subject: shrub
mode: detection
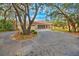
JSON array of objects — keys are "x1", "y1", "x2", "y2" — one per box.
[
  {"x1": 0, "y1": 19, "x2": 14, "y2": 32},
  {"x1": 4, "y1": 20, "x2": 14, "y2": 31},
  {"x1": 31, "y1": 30, "x2": 37, "y2": 34}
]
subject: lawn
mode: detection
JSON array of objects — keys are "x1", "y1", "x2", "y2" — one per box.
[
  {"x1": 52, "y1": 26, "x2": 69, "y2": 32},
  {"x1": 52, "y1": 26, "x2": 79, "y2": 36}
]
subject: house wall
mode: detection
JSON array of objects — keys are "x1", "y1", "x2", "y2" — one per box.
[
  {"x1": 16, "y1": 22, "x2": 52, "y2": 32},
  {"x1": 31, "y1": 25, "x2": 38, "y2": 30},
  {"x1": 35, "y1": 24, "x2": 51, "y2": 29}
]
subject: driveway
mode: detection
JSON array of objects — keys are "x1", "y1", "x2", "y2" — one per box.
[{"x1": 0, "y1": 31, "x2": 79, "y2": 56}]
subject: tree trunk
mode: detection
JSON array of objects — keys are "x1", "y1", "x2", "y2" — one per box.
[
  {"x1": 26, "y1": 24, "x2": 31, "y2": 35},
  {"x1": 15, "y1": 13, "x2": 18, "y2": 30},
  {"x1": 21, "y1": 25, "x2": 27, "y2": 35},
  {"x1": 12, "y1": 4, "x2": 27, "y2": 35},
  {"x1": 23, "y1": 13, "x2": 27, "y2": 32},
  {"x1": 3, "y1": 12, "x2": 6, "y2": 23},
  {"x1": 62, "y1": 26, "x2": 65, "y2": 29},
  {"x1": 68, "y1": 21, "x2": 71, "y2": 32},
  {"x1": 71, "y1": 22, "x2": 76, "y2": 32}
]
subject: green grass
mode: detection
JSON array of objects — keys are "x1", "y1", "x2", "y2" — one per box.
[{"x1": 52, "y1": 27, "x2": 69, "y2": 32}]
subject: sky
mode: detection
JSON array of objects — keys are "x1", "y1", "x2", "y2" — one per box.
[
  {"x1": 29, "y1": 6, "x2": 47, "y2": 21},
  {"x1": 0, "y1": 12, "x2": 47, "y2": 21},
  {"x1": 30, "y1": 11, "x2": 47, "y2": 21},
  {"x1": 35, "y1": 12, "x2": 46, "y2": 21}
]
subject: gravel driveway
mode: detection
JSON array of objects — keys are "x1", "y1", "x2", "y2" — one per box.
[{"x1": 0, "y1": 30, "x2": 79, "y2": 56}]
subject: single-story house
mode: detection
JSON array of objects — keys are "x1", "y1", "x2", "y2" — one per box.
[
  {"x1": 15, "y1": 21, "x2": 52, "y2": 31},
  {"x1": 31, "y1": 21, "x2": 52, "y2": 30}
]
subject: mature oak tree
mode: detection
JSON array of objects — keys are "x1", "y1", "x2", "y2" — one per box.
[{"x1": 12, "y1": 3, "x2": 42, "y2": 35}]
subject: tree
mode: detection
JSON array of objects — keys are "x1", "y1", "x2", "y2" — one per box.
[
  {"x1": 12, "y1": 3, "x2": 27, "y2": 35},
  {"x1": 0, "y1": 4, "x2": 12, "y2": 22},
  {"x1": 12, "y1": 3, "x2": 42, "y2": 35},
  {"x1": 46, "y1": 3, "x2": 77, "y2": 32},
  {"x1": 26, "y1": 4, "x2": 42, "y2": 34}
]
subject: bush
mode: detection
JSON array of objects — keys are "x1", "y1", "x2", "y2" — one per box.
[
  {"x1": 0, "y1": 19, "x2": 14, "y2": 32},
  {"x1": 4, "y1": 20, "x2": 14, "y2": 31},
  {"x1": 31, "y1": 30, "x2": 37, "y2": 34}
]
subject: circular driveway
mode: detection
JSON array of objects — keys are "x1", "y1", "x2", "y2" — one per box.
[
  {"x1": 0, "y1": 31, "x2": 79, "y2": 56},
  {"x1": 26, "y1": 31, "x2": 79, "y2": 56}
]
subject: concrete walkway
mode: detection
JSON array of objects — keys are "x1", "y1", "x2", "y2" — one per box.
[{"x1": 0, "y1": 31, "x2": 79, "y2": 56}]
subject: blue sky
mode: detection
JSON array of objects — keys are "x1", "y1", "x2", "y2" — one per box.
[
  {"x1": 30, "y1": 12, "x2": 46, "y2": 21},
  {"x1": 35, "y1": 12, "x2": 46, "y2": 21},
  {"x1": 0, "y1": 12, "x2": 47, "y2": 21},
  {"x1": 29, "y1": 7, "x2": 47, "y2": 21}
]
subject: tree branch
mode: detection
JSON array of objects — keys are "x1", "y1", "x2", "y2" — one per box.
[
  {"x1": 54, "y1": 5, "x2": 73, "y2": 22},
  {"x1": 4, "y1": 6, "x2": 12, "y2": 20},
  {"x1": 31, "y1": 4, "x2": 40, "y2": 24},
  {"x1": 12, "y1": 3, "x2": 23, "y2": 24},
  {"x1": 16, "y1": 4, "x2": 25, "y2": 12},
  {"x1": 26, "y1": 3, "x2": 31, "y2": 22}
]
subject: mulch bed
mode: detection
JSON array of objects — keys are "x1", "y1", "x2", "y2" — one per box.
[
  {"x1": 11, "y1": 32, "x2": 37, "y2": 41},
  {"x1": 68, "y1": 32, "x2": 79, "y2": 36}
]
